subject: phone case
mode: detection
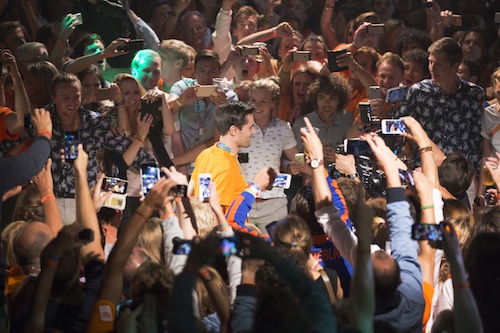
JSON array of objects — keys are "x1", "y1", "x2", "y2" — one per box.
[{"x1": 327, "y1": 50, "x2": 348, "y2": 72}]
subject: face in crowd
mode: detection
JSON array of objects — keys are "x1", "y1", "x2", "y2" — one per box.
[{"x1": 132, "y1": 54, "x2": 162, "y2": 90}]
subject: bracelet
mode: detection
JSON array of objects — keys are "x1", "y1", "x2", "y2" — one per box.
[
  {"x1": 134, "y1": 134, "x2": 146, "y2": 143},
  {"x1": 218, "y1": 222, "x2": 228, "y2": 229},
  {"x1": 249, "y1": 182, "x2": 261, "y2": 195},
  {"x1": 453, "y1": 282, "x2": 470, "y2": 290},
  {"x1": 41, "y1": 194, "x2": 56, "y2": 203},
  {"x1": 38, "y1": 130, "x2": 52, "y2": 139},
  {"x1": 347, "y1": 173, "x2": 358, "y2": 179},
  {"x1": 418, "y1": 146, "x2": 433, "y2": 154},
  {"x1": 115, "y1": 101, "x2": 125, "y2": 108},
  {"x1": 135, "y1": 209, "x2": 150, "y2": 220},
  {"x1": 272, "y1": 28, "x2": 278, "y2": 39},
  {"x1": 421, "y1": 205, "x2": 434, "y2": 210},
  {"x1": 175, "y1": 99, "x2": 183, "y2": 107}
]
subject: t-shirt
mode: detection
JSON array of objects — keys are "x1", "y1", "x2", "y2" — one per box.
[{"x1": 481, "y1": 103, "x2": 500, "y2": 154}]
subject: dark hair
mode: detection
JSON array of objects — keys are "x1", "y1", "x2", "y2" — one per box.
[
  {"x1": 431, "y1": 309, "x2": 455, "y2": 333},
  {"x1": 337, "y1": 178, "x2": 364, "y2": 217},
  {"x1": 437, "y1": 152, "x2": 474, "y2": 199},
  {"x1": 194, "y1": 49, "x2": 220, "y2": 71},
  {"x1": 394, "y1": 28, "x2": 432, "y2": 56},
  {"x1": 51, "y1": 72, "x2": 81, "y2": 96},
  {"x1": 77, "y1": 64, "x2": 106, "y2": 89},
  {"x1": 372, "y1": 250, "x2": 400, "y2": 303},
  {"x1": 290, "y1": 185, "x2": 324, "y2": 235},
  {"x1": 41, "y1": 242, "x2": 80, "y2": 297},
  {"x1": 72, "y1": 33, "x2": 103, "y2": 58},
  {"x1": 474, "y1": 206, "x2": 500, "y2": 235},
  {"x1": 143, "y1": 0, "x2": 171, "y2": 23},
  {"x1": 307, "y1": 74, "x2": 352, "y2": 112},
  {"x1": 460, "y1": 59, "x2": 482, "y2": 82},
  {"x1": 215, "y1": 100, "x2": 254, "y2": 135},
  {"x1": 402, "y1": 48, "x2": 430, "y2": 78},
  {"x1": 179, "y1": 11, "x2": 206, "y2": 31},
  {"x1": 300, "y1": 35, "x2": 327, "y2": 55},
  {"x1": 428, "y1": 37, "x2": 463, "y2": 67}
]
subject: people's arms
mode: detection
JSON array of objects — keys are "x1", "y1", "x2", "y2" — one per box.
[
  {"x1": 478, "y1": 137, "x2": 492, "y2": 197},
  {"x1": 32, "y1": 159, "x2": 62, "y2": 235},
  {"x1": 19, "y1": 0, "x2": 40, "y2": 41},
  {"x1": 211, "y1": 0, "x2": 237, "y2": 63},
  {"x1": 121, "y1": 113, "x2": 153, "y2": 165},
  {"x1": 2, "y1": 50, "x2": 29, "y2": 135},
  {"x1": 64, "y1": 38, "x2": 128, "y2": 74},
  {"x1": 349, "y1": 189, "x2": 375, "y2": 333},
  {"x1": 236, "y1": 22, "x2": 294, "y2": 46},
  {"x1": 441, "y1": 221, "x2": 483, "y2": 333},
  {"x1": 73, "y1": 145, "x2": 105, "y2": 262},
  {"x1": 157, "y1": 0, "x2": 191, "y2": 40},
  {"x1": 425, "y1": 0, "x2": 444, "y2": 42},
  {"x1": 50, "y1": 14, "x2": 79, "y2": 70},
  {"x1": 200, "y1": 267, "x2": 231, "y2": 333},
  {"x1": 142, "y1": 89, "x2": 175, "y2": 135},
  {"x1": 122, "y1": 0, "x2": 160, "y2": 51},
  {"x1": 336, "y1": 51, "x2": 377, "y2": 90},
  {"x1": 320, "y1": 0, "x2": 339, "y2": 50}
]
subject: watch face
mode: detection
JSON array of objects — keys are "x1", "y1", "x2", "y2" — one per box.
[{"x1": 311, "y1": 159, "x2": 321, "y2": 168}]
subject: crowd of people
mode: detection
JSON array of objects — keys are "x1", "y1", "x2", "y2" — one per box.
[{"x1": 0, "y1": 0, "x2": 500, "y2": 332}]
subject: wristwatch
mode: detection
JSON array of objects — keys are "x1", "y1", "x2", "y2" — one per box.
[
  {"x1": 347, "y1": 173, "x2": 358, "y2": 179},
  {"x1": 310, "y1": 158, "x2": 323, "y2": 169}
]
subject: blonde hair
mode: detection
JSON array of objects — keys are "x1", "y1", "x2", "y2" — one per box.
[
  {"x1": 272, "y1": 215, "x2": 312, "y2": 269},
  {"x1": 113, "y1": 73, "x2": 147, "y2": 97},
  {"x1": 250, "y1": 77, "x2": 280, "y2": 100},
  {"x1": 194, "y1": 266, "x2": 229, "y2": 317},
  {"x1": 190, "y1": 198, "x2": 216, "y2": 237},
  {"x1": 1, "y1": 220, "x2": 27, "y2": 268},
  {"x1": 136, "y1": 218, "x2": 164, "y2": 264},
  {"x1": 491, "y1": 67, "x2": 500, "y2": 88}
]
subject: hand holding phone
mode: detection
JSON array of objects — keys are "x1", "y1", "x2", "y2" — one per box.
[
  {"x1": 272, "y1": 173, "x2": 292, "y2": 189},
  {"x1": 411, "y1": 223, "x2": 443, "y2": 248},
  {"x1": 381, "y1": 119, "x2": 406, "y2": 134},
  {"x1": 198, "y1": 173, "x2": 212, "y2": 202},
  {"x1": 327, "y1": 49, "x2": 348, "y2": 72},
  {"x1": 141, "y1": 164, "x2": 160, "y2": 195},
  {"x1": 344, "y1": 138, "x2": 373, "y2": 156},
  {"x1": 64, "y1": 131, "x2": 79, "y2": 161}
]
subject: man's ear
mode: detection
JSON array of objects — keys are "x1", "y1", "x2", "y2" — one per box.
[
  {"x1": 175, "y1": 59, "x2": 184, "y2": 69},
  {"x1": 228, "y1": 125, "x2": 238, "y2": 136}
]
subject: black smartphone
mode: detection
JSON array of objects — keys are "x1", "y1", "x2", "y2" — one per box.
[
  {"x1": 327, "y1": 49, "x2": 348, "y2": 72},
  {"x1": 220, "y1": 236, "x2": 241, "y2": 257},
  {"x1": 101, "y1": 177, "x2": 128, "y2": 194},
  {"x1": 139, "y1": 98, "x2": 162, "y2": 122},
  {"x1": 140, "y1": 164, "x2": 160, "y2": 195},
  {"x1": 172, "y1": 237, "x2": 193, "y2": 255},
  {"x1": 238, "y1": 152, "x2": 249, "y2": 163},
  {"x1": 265, "y1": 220, "x2": 278, "y2": 240},
  {"x1": 118, "y1": 39, "x2": 144, "y2": 52},
  {"x1": 358, "y1": 102, "x2": 371, "y2": 125},
  {"x1": 344, "y1": 138, "x2": 373, "y2": 156},
  {"x1": 168, "y1": 184, "x2": 188, "y2": 197},
  {"x1": 76, "y1": 228, "x2": 94, "y2": 243},
  {"x1": 411, "y1": 223, "x2": 443, "y2": 248},
  {"x1": 24, "y1": 114, "x2": 32, "y2": 129},
  {"x1": 64, "y1": 131, "x2": 79, "y2": 161},
  {"x1": 424, "y1": 1, "x2": 434, "y2": 8}
]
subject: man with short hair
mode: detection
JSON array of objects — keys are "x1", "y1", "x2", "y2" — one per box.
[
  {"x1": 396, "y1": 37, "x2": 484, "y2": 174},
  {"x1": 191, "y1": 101, "x2": 264, "y2": 211},
  {"x1": 131, "y1": 49, "x2": 162, "y2": 91}
]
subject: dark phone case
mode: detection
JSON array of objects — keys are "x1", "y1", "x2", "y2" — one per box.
[
  {"x1": 327, "y1": 50, "x2": 348, "y2": 72},
  {"x1": 140, "y1": 98, "x2": 163, "y2": 124}
]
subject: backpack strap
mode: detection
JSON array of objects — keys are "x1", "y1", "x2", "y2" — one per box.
[{"x1": 319, "y1": 269, "x2": 336, "y2": 305}]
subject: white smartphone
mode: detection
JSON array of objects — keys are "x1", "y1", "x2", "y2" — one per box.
[
  {"x1": 369, "y1": 86, "x2": 381, "y2": 100},
  {"x1": 272, "y1": 173, "x2": 292, "y2": 189},
  {"x1": 381, "y1": 119, "x2": 406, "y2": 135},
  {"x1": 198, "y1": 173, "x2": 212, "y2": 202},
  {"x1": 294, "y1": 153, "x2": 305, "y2": 163},
  {"x1": 292, "y1": 51, "x2": 311, "y2": 62},
  {"x1": 74, "y1": 13, "x2": 83, "y2": 26},
  {"x1": 196, "y1": 85, "x2": 217, "y2": 98},
  {"x1": 385, "y1": 86, "x2": 407, "y2": 103},
  {"x1": 140, "y1": 164, "x2": 160, "y2": 195}
]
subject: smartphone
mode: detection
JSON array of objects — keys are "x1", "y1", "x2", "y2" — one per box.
[
  {"x1": 265, "y1": 220, "x2": 278, "y2": 239},
  {"x1": 358, "y1": 102, "x2": 371, "y2": 125},
  {"x1": 443, "y1": 14, "x2": 462, "y2": 26},
  {"x1": 168, "y1": 184, "x2": 187, "y2": 197},
  {"x1": 102, "y1": 177, "x2": 128, "y2": 194},
  {"x1": 327, "y1": 49, "x2": 348, "y2": 72},
  {"x1": 118, "y1": 39, "x2": 144, "y2": 52},
  {"x1": 238, "y1": 152, "x2": 249, "y2": 164},
  {"x1": 411, "y1": 224, "x2": 443, "y2": 247},
  {"x1": 76, "y1": 228, "x2": 94, "y2": 243},
  {"x1": 24, "y1": 114, "x2": 32, "y2": 129},
  {"x1": 103, "y1": 194, "x2": 127, "y2": 210},
  {"x1": 424, "y1": 1, "x2": 433, "y2": 8},
  {"x1": 367, "y1": 23, "x2": 385, "y2": 35},
  {"x1": 385, "y1": 86, "x2": 406, "y2": 103},
  {"x1": 272, "y1": 173, "x2": 292, "y2": 189},
  {"x1": 241, "y1": 46, "x2": 260, "y2": 56},
  {"x1": 95, "y1": 88, "x2": 115, "y2": 101},
  {"x1": 369, "y1": 86, "x2": 382, "y2": 100},
  {"x1": 295, "y1": 153, "x2": 305, "y2": 163},
  {"x1": 495, "y1": 12, "x2": 500, "y2": 24},
  {"x1": 141, "y1": 164, "x2": 160, "y2": 195},
  {"x1": 399, "y1": 169, "x2": 414, "y2": 187},
  {"x1": 196, "y1": 85, "x2": 217, "y2": 98},
  {"x1": 220, "y1": 237, "x2": 241, "y2": 257},
  {"x1": 64, "y1": 131, "x2": 79, "y2": 161},
  {"x1": 292, "y1": 51, "x2": 311, "y2": 61},
  {"x1": 344, "y1": 138, "x2": 373, "y2": 156},
  {"x1": 74, "y1": 12, "x2": 83, "y2": 26},
  {"x1": 172, "y1": 237, "x2": 193, "y2": 255},
  {"x1": 198, "y1": 173, "x2": 212, "y2": 202},
  {"x1": 381, "y1": 119, "x2": 406, "y2": 134},
  {"x1": 140, "y1": 98, "x2": 162, "y2": 118}
]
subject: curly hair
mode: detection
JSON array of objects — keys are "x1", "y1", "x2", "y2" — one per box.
[
  {"x1": 307, "y1": 74, "x2": 352, "y2": 112},
  {"x1": 394, "y1": 28, "x2": 432, "y2": 56}
]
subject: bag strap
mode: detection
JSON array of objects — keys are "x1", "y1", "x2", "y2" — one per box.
[
  {"x1": 319, "y1": 269, "x2": 336, "y2": 305},
  {"x1": 488, "y1": 124, "x2": 500, "y2": 138}
]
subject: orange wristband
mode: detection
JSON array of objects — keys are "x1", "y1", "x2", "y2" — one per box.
[
  {"x1": 101, "y1": 51, "x2": 107, "y2": 59},
  {"x1": 38, "y1": 130, "x2": 52, "y2": 139},
  {"x1": 41, "y1": 194, "x2": 56, "y2": 203}
]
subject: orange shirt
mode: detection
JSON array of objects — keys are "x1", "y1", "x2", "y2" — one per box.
[
  {"x1": 0, "y1": 107, "x2": 21, "y2": 142},
  {"x1": 422, "y1": 281, "x2": 434, "y2": 330}
]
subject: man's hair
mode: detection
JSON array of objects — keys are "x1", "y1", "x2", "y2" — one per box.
[
  {"x1": 215, "y1": 100, "x2": 254, "y2": 135},
  {"x1": 233, "y1": 5, "x2": 260, "y2": 29},
  {"x1": 159, "y1": 39, "x2": 191, "y2": 71},
  {"x1": 394, "y1": 28, "x2": 432, "y2": 56},
  {"x1": 290, "y1": 185, "x2": 324, "y2": 235},
  {"x1": 372, "y1": 251, "x2": 400, "y2": 303},
  {"x1": 179, "y1": 11, "x2": 206, "y2": 31},
  {"x1": 428, "y1": 37, "x2": 463, "y2": 66},
  {"x1": 461, "y1": 59, "x2": 482, "y2": 82},
  {"x1": 13, "y1": 223, "x2": 53, "y2": 266},
  {"x1": 131, "y1": 49, "x2": 160, "y2": 71},
  {"x1": 307, "y1": 73, "x2": 352, "y2": 112},
  {"x1": 352, "y1": 12, "x2": 381, "y2": 31},
  {"x1": 355, "y1": 46, "x2": 380, "y2": 73},
  {"x1": 194, "y1": 49, "x2": 220, "y2": 71},
  {"x1": 300, "y1": 35, "x2": 327, "y2": 55},
  {"x1": 376, "y1": 52, "x2": 405, "y2": 75},
  {"x1": 50, "y1": 72, "x2": 81, "y2": 96},
  {"x1": 72, "y1": 33, "x2": 103, "y2": 58},
  {"x1": 402, "y1": 48, "x2": 430, "y2": 77},
  {"x1": 437, "y1": 152, "x2": 474, "y2": 199},
  {"x1": 474, "y1": 206, "x2": 500, "y2": 235}
]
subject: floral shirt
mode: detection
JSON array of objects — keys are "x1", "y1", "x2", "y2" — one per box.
[
  {"x1": 1, "y1": 104, "x2": 154, "y2": 195},
  {"x1": 394, "y1": 78, "x2": 484, "y2": 170}
]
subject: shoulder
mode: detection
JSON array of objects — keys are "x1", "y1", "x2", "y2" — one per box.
[
  {"x1": 461, "y1": 80, "x2": 484, "y2": 95},
  {"x1": 171, "y1": 78, "x2": 195, "y2": 94}
]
